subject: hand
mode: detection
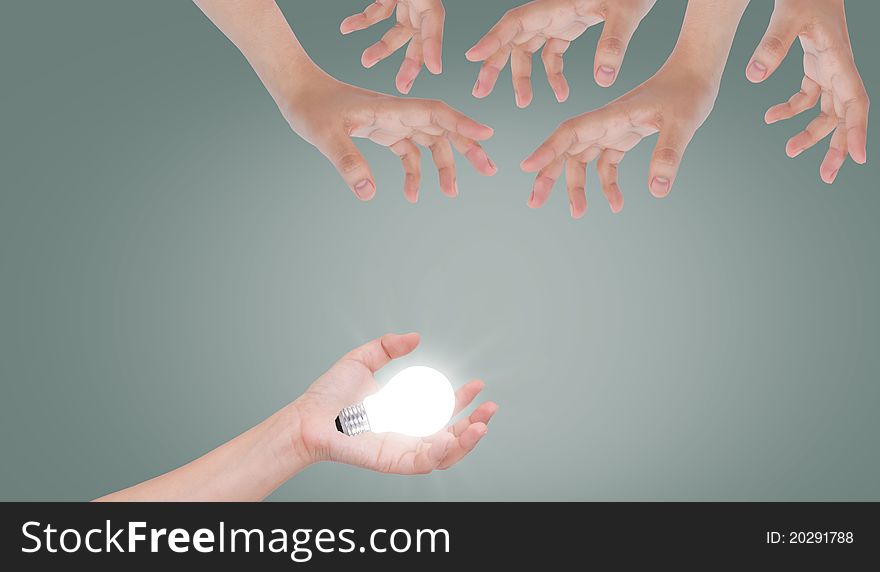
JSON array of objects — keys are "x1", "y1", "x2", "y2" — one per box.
[
  {"x1": 521, "y1": 62, "x2": 718, "y2": 217},
  {"x1": 341, "y1": 0, "x2": 446, "y2": 94},
  {"x1": 466, "y1": 0, "x2": 656, "y2": 106},
  {"x1": 292, "y1": 333, "x2": 497, "y2": 474},
  {"x1": 283, "y1": 75, "x2": 496, "y2": 202},
  {"x1": 746, "y1": 0, "x2": 869, "y2": 183}
]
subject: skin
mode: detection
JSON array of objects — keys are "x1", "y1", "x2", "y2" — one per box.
[
  {"x1": 745, "y1": 0, "x2": 869, "y2": 183},
  {"x1": 341, "y1": 0, "x2": 446, "y2": 94},
  {"x1": 97, "y1": 333, "x2": 497, "y2": 501},
  {"x1": 521, "y1": 0, "x2": 750, "y2": 218},
  {"x1": 192, "y1": 0, "x2": 496, "y2": 203},
  {"x1": 466, "y1": 0, "x2": 657, "y2": 107}
]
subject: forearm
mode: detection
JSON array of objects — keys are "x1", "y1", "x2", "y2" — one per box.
[
  {"x1": 667, "y1": 0, "x2": 751, "y2": 85},
  {"x1": 96, "y1": 405, "x2": 309, "y2": 501},
  {"x1": 192, "y1": 0, "x2": 328, "y2": 108}
]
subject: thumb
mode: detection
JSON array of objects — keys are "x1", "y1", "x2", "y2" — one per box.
[
  {"x1": 322, "y1": 136, "x2": 376, "y2": 200},
  {"x1": 746, "y1": 12, "x2": 799, "y2": 83},
  {"x1": 593, "y1": 13, "x2": 643, "y2": 87},
  {"x1": 648, "y1": 124, "x2": 697, "y2": 198}
]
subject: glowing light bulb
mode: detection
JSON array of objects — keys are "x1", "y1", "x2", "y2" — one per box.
[{"x1": 336, "y1": 366, "x2": 455, "y2": 437}]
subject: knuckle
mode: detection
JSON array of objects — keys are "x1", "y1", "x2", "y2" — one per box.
[
  {"x1": 652, "y1": 147, "x2": 680, "y2": 167},
  {"x1": 337, "y1": 152, "x2": 364, "y2": 174},
  {"x1": 599, "y1": 36, "x2": 626, "y2": 57},
  {"x1": 761, "y1": 35, "x2": 787, "y2": 58}
]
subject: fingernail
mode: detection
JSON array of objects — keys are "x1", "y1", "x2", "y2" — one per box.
[
  {"x1": 651, "y1": 176, "x2": 670, "y2": 197},
  {"x1": 453, "y1": 178, "x2": 459, "y2": 196},
  {"x1": 596, "y1": 65, "x2": 615, "y2": 85},
  {"x1": 487, "y1": 156, "x2": 497, "y2": 171},
  {"x1": 748, "y1": 60, "x2": 767, "y2": 81},
  {"x1": 569, "y1": 201, "x2": 575, "y2": 218},
  {"x1": 528, "y1": 190, "x2": 535, "y2": 206},
  {"x1": 354, "y1": 179, "x2": 374, "y2": 199},
  {"x1": 472, "y1": 79, "x2": 481, "y2": 95}
]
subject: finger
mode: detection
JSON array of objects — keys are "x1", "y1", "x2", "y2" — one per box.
[
  {"x1": 448, "y1": 132, "x2": 497, "y2": 176},
  {"x1": 648, "y1": 124, "x2": 696, "y2": 198},
  {"x1": 322, "y1": 136, "x2": 376, "y2": 200},
  {"x1": 340, "y1": 0, "x2": 397, "y2": 35},
  {"x1": 528, "y1": 157, "x2": 564, "y2": 208},
  {"x1": 452, "y1": 379, "x2": 485, "y2": 416},
  {"x1": 421, "y1": 101, "x2": 494, "y2": 140},
  {"x1": 362, "y1": 23, "x2": 413, "y2": 68},
  {"x1": 468, "y1": 402, "x2": 498, "y2": 427},
  {"x1": 438, "y1": 422, "x2": 488, "y2": 470},
  {"x1": 746, "y1": 11, "x2": 799, "y2": 83},
  {"x1": 427, "y1": 137, "x2": 458, "y2": 197},
  {"x1": 420, "y1": 4, "x2": 445, "y2": 74},
  {"x1": 410, "y1": 432, "x2": 454, "y2": 474},
  {"x1": 396, "y1": 38, "x2": 423, "y2": 94},
  {"x1": 785, "y1": 111, "x2": 837, "y2": 158},
  {"x1": 843, "y1": 90, "x2": 869, "y2": 164},
  {"x1": 594, "y1": 13, "x2": 643, "y2": 87},
  {"x1": 390, "y1": 138, "x2": 422, "y2": 202},
  {"x1": 541, "y1": 38, "x2": 571, "y2": 103},
  {"x1": 565, "y1": 157, "x2": 587, "y2": 219},
  {"x1": 511, "y1": 48, "x2": 533, "y2": 108},
  {"x1": 596, "y1": 149, "x2": 625, "y2": 213},
  {"x1": 343, "y1": 332, "x2": 421, "y2": 373},
  {"x1": 465, "y1": 11, "x2": 522, "y2": 62},
  {"x1": 820, "y1": 125, "x2": 848, "y2": 184},
  {"x1": 521, "y1": 119, "x2": 580, "y2": 173},
  {"x1": 764, "y1": 76, "x2": 820, "y2": 124},
  {"x1": 472, "y1": 45, "x2": 511, "y2": 98},
  {"x1": 521, "y1": 110, "x2": 615, "y2": 172},
  {"x1": 450, "y1": 401, "x2": 498, "y2": 437}
]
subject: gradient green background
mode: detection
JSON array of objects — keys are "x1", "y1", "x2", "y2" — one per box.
[{"x1": 1, "y1": 1, "x2": 878, "y2": 501}]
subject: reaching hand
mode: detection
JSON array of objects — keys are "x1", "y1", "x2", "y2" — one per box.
[
  {"x1": 746, "y1": 0, "x2": 869, "y2": 183},
  {"x1": 466, "y1": 0, "x2": 656, "y2": 106},
  {"x1": 341, "y1": 0, "x2": 446, "y2": 94},
  {"x1": 283, "y1": 75, "x2": 496, "y2": 202},
  {"x1": 520, "y1": 63, "x2": 718, "y2": 218},
  {"x1": 293, "y1": 333, "x2": 497, "y2": 474}
]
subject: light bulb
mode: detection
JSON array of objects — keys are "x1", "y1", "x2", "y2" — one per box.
[{"x1": 336, "y1": 366, "x2": 455, "y2": 437}]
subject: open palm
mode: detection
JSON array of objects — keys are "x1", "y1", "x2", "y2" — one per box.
[{"x1": 293, "y1": 333, "x2": 497, "y2": 474}]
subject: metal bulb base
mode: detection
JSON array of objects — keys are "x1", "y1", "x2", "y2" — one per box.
[{"x1": 336, "y1": 403, "x2": 371, "y2": 436}]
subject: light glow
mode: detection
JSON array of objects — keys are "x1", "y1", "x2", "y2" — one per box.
[{"x1": 363, "y1": 366, "x2": 455, "y2": 437}]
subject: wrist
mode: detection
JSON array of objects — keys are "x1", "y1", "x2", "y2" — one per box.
[
  {"x1": 274, "y1": 68, "x2": 340, "y2": 121},
  {"x1": 663, "y1": 50, "x2": 724, "y2": 95},
  {"x1": 665, "y1": 0, "x2": 749, "y2": 89},
  {"x1": 261, "y1": 402, "x2": 314, "y2": 480}
]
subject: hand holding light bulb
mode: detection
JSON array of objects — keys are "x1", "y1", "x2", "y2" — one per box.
[
  {"x1": 294, "y1": 333, "x2": 497, "y2": 474},
  {"x1": 96, "y1": 333, "x2": 496, "y2": 501}
]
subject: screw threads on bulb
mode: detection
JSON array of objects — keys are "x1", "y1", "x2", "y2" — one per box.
[{"x1": 336, "y1": 403, "x2": 371, "y2": 436}]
